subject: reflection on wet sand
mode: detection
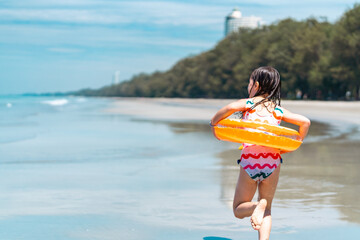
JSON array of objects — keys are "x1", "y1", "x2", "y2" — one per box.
[
  {"x1": 214, "y1": 121, "x2": 360, "y2": 225},
  {"x1": 167, "y1": 122, "x2": 211, "y2": 134},
  {"x1": 165, "y1": 120, "x2": 360, "y2": 226}
]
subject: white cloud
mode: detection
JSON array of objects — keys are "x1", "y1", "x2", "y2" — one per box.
[
  {"x1": 0, "y1": 24, "x2": 215, "y2": 50},
  {"x1": 1, "y1": 0, "x2": 102, "y2": 7},
  {"x1": 214, "y1": 0, "x2": 357, "y2": 5},
  {"x1": 2, "y1": 0, "x2": 357, "y2": 27},
  {"x1": 48, "y1": 47, "x2": 83, "y2": 53},
  {"x1": 116, "y1": 1, "x2": 229, "y2": 26},
  {"x1": 0, "y1": 9, "x2": 129, "y2": 24},
  {"x1": 0, "y1": 1, "x2": 230, "y2": 28}
]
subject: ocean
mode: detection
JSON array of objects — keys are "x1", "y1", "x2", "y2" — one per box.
[{"x1": 0, "y1": 96, "x2": 359, "y2": 240}]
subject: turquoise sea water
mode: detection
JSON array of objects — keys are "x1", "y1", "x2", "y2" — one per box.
[{"x1": 0, "y1": 96, "x2": 359, "y2": 240}]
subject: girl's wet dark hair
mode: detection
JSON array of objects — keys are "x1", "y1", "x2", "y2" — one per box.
[{"x1": 249, "y1": 66, "x2": 281, "y2": 109}]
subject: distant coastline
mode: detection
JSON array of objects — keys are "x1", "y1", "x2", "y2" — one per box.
[{"x1": 70, "y1": 4, "x2": 360, "y2": 101}]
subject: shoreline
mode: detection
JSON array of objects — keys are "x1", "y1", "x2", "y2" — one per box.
[{"x1": 104, "y1": 97, "x2": 360, "y2": 126}]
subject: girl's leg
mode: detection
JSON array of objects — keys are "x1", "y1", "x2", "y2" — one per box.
[
  {"x1": 255, "y1": 165, "x2": 281, "y2": 240},
  {"x1": 233, "y1": 166, "x2": 258, "y2": 219}
]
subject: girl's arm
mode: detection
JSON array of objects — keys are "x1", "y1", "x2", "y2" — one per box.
[
  {"x1": 210, "y1": 99, "x2": 247, "y2": 139},
  {"x1": 211, "y1": 99, "x2": 247, "y2": 125},
  {"x1": 282, "y1": 108, "x2": 311, "y2": 141}
]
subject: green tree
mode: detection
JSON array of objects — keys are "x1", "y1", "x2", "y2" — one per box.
[
  {"x1": 73, "y1": 4, "x2": 360, "y2": 100},
  {"x1": 331, "y1": 4, "x2": 360, "y2": 99}
]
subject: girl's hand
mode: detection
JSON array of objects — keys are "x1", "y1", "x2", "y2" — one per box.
[
  {"x1": 210, "y1": 99, "x2": 247, "y2": 126},
  {"x1": 210, "y1": 123, "x2": 221, "y2": 140},
  {"x1": 210, "y1": 99, "x2": 247, "y2": 140}
]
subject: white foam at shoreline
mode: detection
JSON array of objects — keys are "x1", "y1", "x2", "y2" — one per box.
[{"x1": 42, "y1": 99, "x2": 69, "y2": 106}]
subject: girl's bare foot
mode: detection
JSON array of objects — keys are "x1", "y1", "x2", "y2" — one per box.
[{"x1": 250, "y1": 199, "x2": 267, "y2": 230}]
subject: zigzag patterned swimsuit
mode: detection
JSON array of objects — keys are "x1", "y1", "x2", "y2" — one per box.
[{"x1": 238, "y1": 98, "x2": 284, "y2": 182}]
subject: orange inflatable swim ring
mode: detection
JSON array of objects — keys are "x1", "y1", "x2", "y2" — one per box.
[{"x1": 214, "y1": 119, "x2": 302, "y2": 152}]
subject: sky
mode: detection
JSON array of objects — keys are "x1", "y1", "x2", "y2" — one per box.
[{"x1": 0, "y1": 0, "x2": 359, "y2": 95}]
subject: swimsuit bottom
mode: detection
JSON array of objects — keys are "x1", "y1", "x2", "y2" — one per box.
[{"x1": 238, "y1": 145, "x2": 282, "y2": 182}]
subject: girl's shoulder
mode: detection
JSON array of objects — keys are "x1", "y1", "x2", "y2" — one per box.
[
  {"x1": 274, "y1": 105, "x2": 284, "y2": 114},
  {"x1": 273, "y1": 105, "x2": 284, "y2": 120}
]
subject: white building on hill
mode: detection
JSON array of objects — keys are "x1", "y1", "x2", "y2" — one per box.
[{"x1": 225, "y1": 8, "x2": 263, "y2": 36}]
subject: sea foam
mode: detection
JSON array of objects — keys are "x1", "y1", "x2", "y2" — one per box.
[{"x1": 42, "y1": 99, "x2": 69, "y2": 106}]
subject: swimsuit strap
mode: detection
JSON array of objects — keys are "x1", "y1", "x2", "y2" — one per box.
[
  {"x1": 273, "y1": 106, "x2": 284, "y2": 120},
  {"x1": 234, "y1": 98, "x2": 283, "y2": 121},
  {"x1": 244, "y1": 98, "x2": 284, "y2": 124},
  {"x1": 250, "y1": 98, "x2": 284, "y2": 120}
]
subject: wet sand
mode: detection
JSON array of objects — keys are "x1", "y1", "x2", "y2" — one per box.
[
  {"x1": 107, "y1": 98, "x2": 360, "y2": 231},
  {"x1": 2, "y1": 96, "x2": 358, "y2": 240}
]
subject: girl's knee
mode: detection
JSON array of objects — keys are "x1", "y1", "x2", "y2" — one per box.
[
  {"x1": 233, "y1": 209, "x2": 246, "y2": 219},
  {"x1": 233, "y1": 206, "x2": 243, "y2": 219},
  {"x1": 233, "y1": 204, "x2": 248, "y2": 219}
]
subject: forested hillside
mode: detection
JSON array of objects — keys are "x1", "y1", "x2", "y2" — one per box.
[{"x1": 75, "y1": 4, "x2": 360, "y2": 100}]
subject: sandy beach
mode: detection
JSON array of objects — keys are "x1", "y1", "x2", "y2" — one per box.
[
  {"x1": 105, "y1": 97, "x2": 360, "y2": 236},
  {"x1": 105, "y1": 97, "x2": 360, "y2": 126},
  {"x1": 1, "y1": 96, "x2": 359, "y2": 240}
]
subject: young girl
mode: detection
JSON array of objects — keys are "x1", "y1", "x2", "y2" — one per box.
[{"x1": 210, "y1": 66, "x2": 310, "y2": 240}]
